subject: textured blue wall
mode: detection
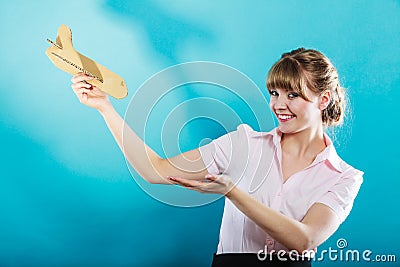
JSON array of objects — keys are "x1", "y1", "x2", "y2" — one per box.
[{"x1": 0, "y1": 1, "x2": 399, "y2": 266}]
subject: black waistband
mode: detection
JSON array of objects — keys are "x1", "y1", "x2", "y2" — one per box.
[{"x1": 211, "y1": 253, "x2": 312, "y2": 267}]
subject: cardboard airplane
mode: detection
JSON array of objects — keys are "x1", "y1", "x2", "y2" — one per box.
[{"x1": 46, "y1": 24, "x2": 128, "y2": 99}]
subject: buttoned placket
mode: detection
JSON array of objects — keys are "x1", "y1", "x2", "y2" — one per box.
[
  {"x1": 264, "y1": 131, "x2": 330, "y2": 252},
  {"x1": 265, "y1": 141, "x2": 285, "y2": 251}
]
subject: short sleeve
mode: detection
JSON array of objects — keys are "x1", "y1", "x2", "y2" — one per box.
[
  {"x1": 316, "y1": 169, "x2": 363, "y2": 224},
  {"x1": 198, "y1": 124, "x2": 253, "y2": 175}
]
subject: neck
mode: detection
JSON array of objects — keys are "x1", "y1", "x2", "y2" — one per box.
[{"x1": 280, "y1": 126, "x2": 326, "y2": 158}]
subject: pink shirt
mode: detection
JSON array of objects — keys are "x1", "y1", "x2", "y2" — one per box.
[{"x1": 199, "y1": 124, "x2": 363, "y2": 254}]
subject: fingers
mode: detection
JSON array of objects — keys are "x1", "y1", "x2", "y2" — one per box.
[
  {"x1": 205, "y1": 174, "x2": 226, "y2": 185},
  {"x1": 71, "y1": 72, "x2": 94, "y2": 84},
  {"x1": 71, "y1": 73, "x2": 107, "y2": 98},
  {"x1": 90, "y1": 85, "x2": 107, "y2": 97},
  {"x1": 168, "y1": 176, "x2": 198, "y2": 187},
  {"x1": 169, "y1": 177, "x2": 190, "y2": 187},
  {"x1": 71, "y1": 81, "x2": 92, "y2": 91},
  {"x1": 81, "y1": 92, "x2": 88, "y2": 103},
  {"x1": 76, "y1": 88, "x2": 93, "y2": 97},
  {"x1": 71, "y1": 72, "x2": 93, "y2": 96},
  {"x1": 72, "y1": 84, "x2": 95, "y2": 101},
  {"x1": 168, "y1": 174, "x2": 234, "y2": 196},
  {"x1": 205, "y1": 174, "x2": 217, "y2": 181}
]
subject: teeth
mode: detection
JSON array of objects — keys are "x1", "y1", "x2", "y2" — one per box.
[{"x1": 278, "y1": 114, "x2": 295, "y2": 120}]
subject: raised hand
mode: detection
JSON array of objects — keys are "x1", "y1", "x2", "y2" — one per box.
[{"x1": 71, "y1": 73, "x2": 111, "y2": 112}]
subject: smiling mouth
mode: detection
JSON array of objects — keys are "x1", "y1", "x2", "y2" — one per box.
[{"x1": 277, "y1": 114, "x2": 296, "y2": 122}]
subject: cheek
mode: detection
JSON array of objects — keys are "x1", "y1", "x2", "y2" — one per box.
[
  {"x1": 269, "y1": 98, "x2": 275, "y2": 110},
  {"x1": 290, "y1": 101, "x2": 306, "y2": 113},
  {"x1": 300, "y1": 102, "x2": 321, "y2": 118},
  {"x1": 290, "y1": 100, "x2": 318, "y2": 117}
]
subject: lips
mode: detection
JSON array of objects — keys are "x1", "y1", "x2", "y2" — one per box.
[{"x1": 277, "y1": 114, "x2": 296, "y2": 122}]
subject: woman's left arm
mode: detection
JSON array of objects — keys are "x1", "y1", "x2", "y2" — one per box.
[
  {"x1": 168, "y1": 174, "x2": 340, "y2": 253},
  {"x1": 226, "y1": 185, "x2": 340, "y2": 253}
]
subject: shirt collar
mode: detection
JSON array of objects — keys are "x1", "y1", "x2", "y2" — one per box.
[
  {"x1": 260, "y1": 128, "x2": 344, "y2": 173},
  {"x1": 257, "y1": 128, "x2": 281, "y2": 148},
  {"x1": 315, "y1": 134, "x2": 344, "y2": 173}
]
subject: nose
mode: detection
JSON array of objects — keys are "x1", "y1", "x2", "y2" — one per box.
[{"x1": 273, "y1": 94, "x2": 287, "y2": 110}]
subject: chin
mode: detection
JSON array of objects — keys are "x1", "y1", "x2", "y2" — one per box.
[
  {"x1": 278, "y1": 125, "x2": 291, "y2": 133},
  {"x1": 278, "y1": 124, "x2": 301, "y2": 134}
]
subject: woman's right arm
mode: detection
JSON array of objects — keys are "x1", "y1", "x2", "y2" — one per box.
[{"x1": 71, "y1": 73, "x2": 209, "y2": 184}]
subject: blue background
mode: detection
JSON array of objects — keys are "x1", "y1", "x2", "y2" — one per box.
[{"x1": 0, "y1": 0, "x2": 399, "y2": 266}]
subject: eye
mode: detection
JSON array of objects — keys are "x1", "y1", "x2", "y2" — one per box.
[
  {"x1": 288, "y1": 92, "x2": 299, "y2": 99},
  {"x1": 269, "y1": 90, "x2": 278, "y2": 97}
]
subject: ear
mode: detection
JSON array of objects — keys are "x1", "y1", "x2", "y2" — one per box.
[{"x1": 319, "y1": 90, "x2": 331, "y2": 110}]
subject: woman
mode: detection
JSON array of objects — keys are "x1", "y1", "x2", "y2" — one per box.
[{"x1": 70, "y1": 48, "x2": 363, "y2": 266}]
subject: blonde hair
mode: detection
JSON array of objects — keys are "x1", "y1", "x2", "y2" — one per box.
[{"x1": 266, "y1": 48, "x2": 346, "y2": 127}]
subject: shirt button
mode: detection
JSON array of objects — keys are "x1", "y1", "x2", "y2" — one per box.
[{"x1": 266, "y1": 238, "x2": 274, "y2": 246}]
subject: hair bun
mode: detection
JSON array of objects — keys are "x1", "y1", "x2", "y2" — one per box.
[{"x1": 281, "y1": 47, "x2": 306, "y2": 58}]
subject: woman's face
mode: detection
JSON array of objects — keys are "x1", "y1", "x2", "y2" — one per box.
[{"x1": 268, "y1": 87, "x2": 323, "y2": 134}]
